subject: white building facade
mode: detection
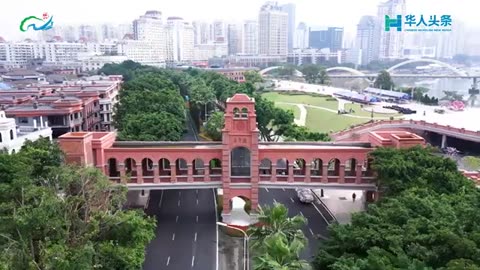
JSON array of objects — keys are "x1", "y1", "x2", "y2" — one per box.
[
  {"x1": 377, "y1": 0, "x2": 405, "y2": 60},
  {"x1": 258, "y1": 1, "x2": 288, "y2": 56}
]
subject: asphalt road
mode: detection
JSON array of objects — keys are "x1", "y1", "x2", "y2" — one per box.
[
  {"x1": 258, "y1": 188, "x2": 330, "y2": 261},
  {"x1": 182, "y1": 110, "x2": 200, "y2": 141},
  {"x1": 143, "y1": 189, "x2": 217, "y2": 270}
]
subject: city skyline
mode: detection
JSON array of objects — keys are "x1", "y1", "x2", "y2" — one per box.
[{"x1": 0, "y1": 0, "x2": 478, "y2": 41}]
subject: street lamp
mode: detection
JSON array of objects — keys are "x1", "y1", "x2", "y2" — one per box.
[{"x1": 217, "y1": 222, "x2": 249, "y2": 270}]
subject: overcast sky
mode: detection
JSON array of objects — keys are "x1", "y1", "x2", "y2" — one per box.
[{"x1": 0, "y1": 0, "x2": 477, "y2": 41}]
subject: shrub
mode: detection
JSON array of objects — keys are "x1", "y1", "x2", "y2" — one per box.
[
  {"x1": 244, "y1": 199, "x2": 252, "y2": 214},
  {"x1": 216, "y1": 194, "x2": 223, "y2": 221}
]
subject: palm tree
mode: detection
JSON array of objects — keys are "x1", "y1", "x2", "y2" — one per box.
[
  {"x1": 253, "y1": 232, "x2": 311, "y2": 270},
  {"x1": 248, "y1": 202, "x2": 307, "y2": 250}
]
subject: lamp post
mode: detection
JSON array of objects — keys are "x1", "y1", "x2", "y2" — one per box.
[{"x1": 217, "y1": 222, "x2": 249, "y2": 270}]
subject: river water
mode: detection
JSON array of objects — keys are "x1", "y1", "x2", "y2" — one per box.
[{"x1": 394, "y1": 78, "x2": 473, "y2": 99}]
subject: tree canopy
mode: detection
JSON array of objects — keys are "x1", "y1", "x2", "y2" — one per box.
[
  {"x1": 0, "y1": 140, "x2": 156, "y2": 269},
  {"x1": 313, "y1": 146, "x2": 480, "y2": 270},
  {"x1": 374, "y1": 70, "x2": 395, "y2": 90}
]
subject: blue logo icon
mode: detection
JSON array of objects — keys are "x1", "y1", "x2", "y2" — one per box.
[
  {"x1": 20, "y1": 13, "x2": 54, "y2": 32},
  {"x1": 385, "y1": 14, "x2": 452, "y2": 32}
]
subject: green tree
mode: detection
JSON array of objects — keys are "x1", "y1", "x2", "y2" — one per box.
[
  {"x1": 189, "y1": 78, "x2": 216, "y2": 123},
  {"x1": 254, "y1": 95, "x2": 295, "y2": 141},
  {"x1": 244, "y1": 70, "x2": 264, "y2": 84},
  {"x1": 248, "y1": 203, "x2": 307, "y2": 249},
  {"x1": 119, "y1": 112, "x2": 184, "y2": 141},
  {"x1": 254, "y1": 233, "x2": 311, "y2": 270},
  {"x1": 374, "y1": 70, "x2": 394, "y2": 90},
  {"x1": 19, "y1": 136, "x2": 64, "y2": 178},
  {"x1": 204, "y1": 112, "x2": 225, "y2": 141},
  {"x1": 284, "y1": 125, "x2": 331, "y2": 142},
  {"x1": 0, "y1": 151, "x2": 156, "y2": 269},
  {"x1": 300, "y1": 64, "x2": 321, "y2": 84},
  {"x1": 318, "y1": 68, "x2": 330, "y2": 85}
]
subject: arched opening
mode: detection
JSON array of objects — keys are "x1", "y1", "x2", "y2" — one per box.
[
  {"x1": 159, "y1": 158, "x2": 171, "y2": 176},
  {"x1": 124, "y1": 158, "x2": 137, "y2": 177},
  {"x1": 176, "y1": 158, "x2": 188, "y2": 175},
  {"x1": 0, "y1": 133, "x2": 2, "y2": 142},
  {"x1": 9, "y1": 129, "x2": 13, "y2": 140},
  {"x1": 327, "y1": 158, "x2": 340, "y2": 176},
  {"x1": 108, "y1": 158, "x2": 119, "y2": 177},
  {"x1": 209, "y1": 158, "x2": 222, "y2": 175},
  {"x1": 233, "y1": 107, "x2": 240, "y2": 118},
  {"x1": 362, "y1": 158, "x2": 374, "y2": 177},
  {"x1": 231, "y1": 147, "x2": 251, "y2": 177},
  {"x1": 311, "y1": 158, "x2": 323, "y2": 176},
  {"x1": 293, "y1": 158, "x2": 306, "y2": 175},
  {"x1": 193, "y1": 158, "x2": 205, "y2": 175},
  {"x1": 259, "y1": 158, "x2": 272, "y2": 175},
  {"x1": 276, "y1": 158, "x2": 288, "y2": 176},
  {"x1": 345, "y1": 158, "x2": 357, "y2": 176},
  {"x1": 142, "y1": 158, "x2": 154, "y2": 177},
  {"x1": 241, "y1": 108, "x2": 248, "y2": 118},
  {"x1": 228, "y1": 196, "x2": 252, "y2": 226}
]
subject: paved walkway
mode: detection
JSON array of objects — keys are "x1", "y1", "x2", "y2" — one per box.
[
  {"x1": 312, "y1": 189, "x2": 366, "y2": 224},
  {"x1": 294, "y1": 104, "x2": 307, "y2": 126}
]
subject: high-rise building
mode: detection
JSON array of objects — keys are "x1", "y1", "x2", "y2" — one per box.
[
  {"x1": 227, "y1": 24, "x2": 243, "y2": 55},
  {"x1": 281, "y1": 3, "x2": 296, "y2": 52},
  {"x1": 356, "y1": 16, "x2": 380, "y2": 65},
  {"x1": 133, "y1": 10, "x2": 163, "y2": 41},
  {"x1": 437, "y1": 21, "x2": 465, "y2": 58},
  {"x1": 213, "y1": 21, "x2": 227, "y2": 43},
  {"x1": 309, "y1": 27, "x2": 343, "y2": 52},
  {"x1": 377, "y1": 0, "x2": 406, "y2": 59},
  {"x1": 79, "y1": 25, "x2": 97, "y2": 42},
  {"x1": 242, "y1": 20, "x2": 259, "y2": 55},
  {"x1": 193, "y1": 21, "x2": 212, "y2": 45},
  {"x1": 258, "y1": 1, "x2": 288, "y2": 56},
  {"x1": 294, "y1": 22, "x2": 309, "y2": 49},
  {"x1": 165, "y1": 17, "x2": 194, "y2": 63}
]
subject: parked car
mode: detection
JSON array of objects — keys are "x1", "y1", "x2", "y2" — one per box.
[
  {"x1": 296, "y1": 188, "x2": 314, "y2": 203},
  {"x1": 434, "y1": 108, "x2": 445, "y2": 114}
]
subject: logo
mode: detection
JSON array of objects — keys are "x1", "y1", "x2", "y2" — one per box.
[
  {"x1": 385, "y1": 14, "x2": 452, "y2": 32},
  {"x1": 20, "y1": 13, "x2": 53, "y2": 32}
]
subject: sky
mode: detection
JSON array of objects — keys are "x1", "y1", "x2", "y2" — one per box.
[{"x1": 0, "y1": 0, "x2": 478, "y2": 41}]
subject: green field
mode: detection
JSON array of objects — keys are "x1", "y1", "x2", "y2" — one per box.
[{"x1": 262, "y1": 92, "x2": 400, "y2": 132}]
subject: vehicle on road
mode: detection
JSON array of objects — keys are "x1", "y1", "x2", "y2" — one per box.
[{"x1": 296, "y1": 188, "x2": 314, "y2": 203}]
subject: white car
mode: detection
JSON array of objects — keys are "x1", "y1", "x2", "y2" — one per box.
[{"x1": 296, "y1": 188, "x2": 314, "y2": 203}]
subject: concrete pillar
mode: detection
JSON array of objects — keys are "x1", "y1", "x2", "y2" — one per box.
[
  {"x1": 339, "y1": 164, "x2": 345, "y2": 184},
  {"x1": 136, "y1": 164, "x2": 143, "y2": 184},
  {"x1": 39, "y1": 116, "x2": 44, "y2": 128},
  {"x1": 187, "y1": 164, "x2": 193, "y2": 182},
  {"x1": 366, "y1": 190, "x2": 378, "y2": 203},
  {"x1": 322, "y1": 164, "x2": 329, "y2": 183},
  {"x1": 441, "y1": 134, "x2": 447, "y2": 148},
  {"x1": 288, "y1": 164, "x2": 294, "y2": 182},
  {"x1": 153, "y1": 164, "x2": 160, "y2": 183},
  {"x1": 33, "y1": 119, "x2": 37, "y2": 129},
  {"x1": 204, "y1": 166, "x2": 210, "y2": 182},
  {"x1": 170, "y1": 164, "x2": 177, "y2": 183},
  {"x1": 356, "y1": 164, "x2": 363, "y2": 184},
  {"x1": 305, "y1": 164, "x2": 311, "y2": 182},
  {"x1": 320, "y1": 189, "x2": 324, "y2": 197},
  {"x1": 119, "y1": 164, "x2": 126, "y2": 183},
  {"x1": 271, "y1": 164, "x2": 277, "y2": 182}
]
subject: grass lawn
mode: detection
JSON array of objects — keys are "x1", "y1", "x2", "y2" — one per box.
[
  {"x1": 262, "y1": 92, "x2": 401, "y2": 118},
  {"x1": 305, "y1": 108, "x2": 368, "y2": 133},
  {"x1": 276, "y1": 103, "x2": 301, "y2": 119}
]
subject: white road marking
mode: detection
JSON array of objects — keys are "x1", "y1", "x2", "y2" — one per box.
[
  {"x1": 166, "y1": 256, "x2": 170, "y2": 266},
  {"x1": 273, "y1": 199, "x2": 277, "y2": 204},
  {"x1": 309, "y1": 228, "x2": 314, "y2": 236},
  {"x1": 290, "y1": 197, "x2": 294, "y2": 203},
  {"x1": 191, "y1": 256, "x2": 195, "y2": 267},
  {"x1": 194, "y1": 232, "x2": 197, "y2": 242},
  {"x1": 176, "y1": 216, "x2": 179, "y2": 223},
  {"x1": 300, "y1": 211, "x2": 304, "y2": 217},
  {"x1": 196, "y1": 199, "x2": 199, "y2": 205},
  {"x1": 282, "y1": 188, "x2": 285, "y2": 191},
  {"x1": 178, "y1": 200, "x2": 181, "y2": 207},
  {"x1": 172, "y1": 233, "x2": 175, "y2": 241},
  {"x1": 265, "y1": 188, "x2": 269, "y2": 192},
  {"x1": 158, "y1": 190, "x2": 164, "y2": 208},
  {"x1": 196, "y1": 216, "x2": 199, "y2": 223}
]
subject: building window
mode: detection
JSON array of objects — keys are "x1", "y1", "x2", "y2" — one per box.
[
  {"x1": 0, "y1": 133, "x2": 2, "y2": 142},
  {"x1": 19, "y1": 117, "x2": 28, "y2": 124},
  {"x1": 231, "y1": 147, "x2": 251, "y2": 177},
  {"x1": 9, "y1": 129, "x2": 14, "y2": 140}
]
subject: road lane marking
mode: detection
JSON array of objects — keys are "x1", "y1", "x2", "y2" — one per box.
[
  {"x1": 265, "y1": 188, "x2": 269, "y2": 192},
  {"x1": 196, "y1": 189, "x2": 198, "y2": 194},
  {"x1": 273, "y1": 199, "x2": 277, "y2": 204},
  {"x1": 179, "y1": 191, "x2": 181, "y2": 197},
  {"x1": 196, "y1": 216, "x2": 199, "y2": 223},
  {"x1": 178, "y1": 200, "x2": 181, "y2": 207},
  {"x1": 282, "y1": 188, "x2": 285, "y2": 191},
  {"x1": 191, "y1": 256, "x2": 195, "y2": 267},
  {"x1": 212, "y1": 189, "x2": 219, "y2": 270},
  {"x1": 196, "y1": 199, "x2": 199, "y2": 205},
  {"x1": 309, "y1": 228, "x2": 314, "y2": 236},
  {"x1": 172, "y1": 233, "x2": 175, "y2": 241},
  {"x1": 290, "y1": 197, "x2": 294, "y2": 203},
  {"x1": 300, "y1": 211, "x2": 304, "y2": 217},
  {"x1": 158, "y1": 190, "x2": 164, "y2": 208},
  {"x1": 176, "y1": 216, "x2": 179, "y2": 223},
  {"x1": 166, "y1": 256, "x2": 170, "y2": 266},
  {"x1": 194, "y1": 232, "x2": 197, "y2": 242}
]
